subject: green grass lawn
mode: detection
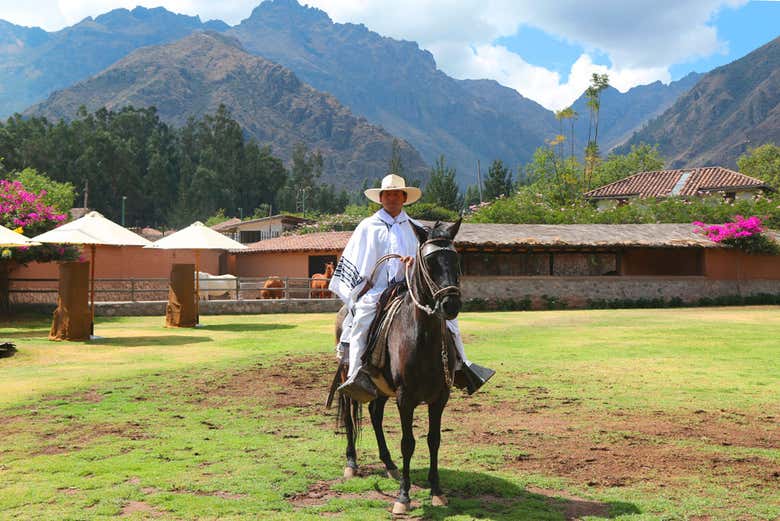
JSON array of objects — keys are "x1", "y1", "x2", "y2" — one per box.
[{"x1": 0, "y1": 308, "x2": 778, "y2": 520}]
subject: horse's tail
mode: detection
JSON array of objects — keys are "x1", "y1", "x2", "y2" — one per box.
[
  {"x1": 329, "y1": 363, "x2": 363, "y2": 439},
  {"x1": 337, "y1": 390, "x2": 363, "y2": 440}
]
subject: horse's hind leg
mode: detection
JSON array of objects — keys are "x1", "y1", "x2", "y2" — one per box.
[
  {"x1": 369, "y1": 396, "x2": 398, "y2": 479},
  {"x1": 392, "y1": 398, "x2": 416, "y2": 514},
  {"x1": 427, "y1": 396, "x2": 449, "y2": 506}
]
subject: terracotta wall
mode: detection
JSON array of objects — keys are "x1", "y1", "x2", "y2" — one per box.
[
  {"x1": 231, "y1": 250, "x2": 341, "y2": 278},
  {"x1": 703, "y1": 249, "x2": 780, "y2": 280},
  {"x1": 12, "y1": 245, "x2": 222, "y2": 279},
  {"x1": 621, "y1": 248, "x2": 703, "y2": 276}
]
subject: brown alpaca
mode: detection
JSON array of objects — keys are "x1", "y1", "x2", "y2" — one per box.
[
  {"x1": 260, "y1": 277, "x2": 284, "y2": 299},
  {"x1": 310, "y1": 262, "x2": 334, "y2": 298}
]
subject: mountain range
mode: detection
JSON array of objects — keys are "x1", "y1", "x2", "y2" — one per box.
[
  {"x1": 2, "y1": 0, "x2": 779, "y2": 184},
  {"x1": 25, "y1": 31, "x2": 429, "y2": 188},
  {"x1": 621, "y1": 36, "x2": 780, "y2": 169}
]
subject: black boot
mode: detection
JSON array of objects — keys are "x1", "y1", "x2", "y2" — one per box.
[
  {"x1": 459, "y1": 362, "x2": 495, "y2": 395},
  {"x1": 337, "y1": 369, "x2": 378, "y2": 403}
]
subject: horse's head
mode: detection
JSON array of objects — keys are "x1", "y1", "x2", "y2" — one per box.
[
  {"x1": 411, "y1": 218, "x2": 462, "y2": 320},
  {"x1": 325, "y1": 262, "x2": 335, "y2": 277}
]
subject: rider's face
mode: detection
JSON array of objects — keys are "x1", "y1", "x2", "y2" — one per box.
[{"x1": 380, "y1": 190, "x2": 407, "y2": 217}]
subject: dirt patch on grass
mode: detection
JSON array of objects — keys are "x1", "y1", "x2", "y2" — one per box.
[
  {"x1": 187, "y1": 355, "x2": 336, "y2": 411},
  {"x1": 203, "y1": 355, "x2": 779, "y2": 493},
  {"x1": 288, "y1": 478, "x2": 613, "y2": 520},
  {"x1": 525, "y1": 486, "x2": 611, "y2": 520},
  {"x1": 288, "y1": 476, "x2": 418, "y2": 511},
  {"x1": 32, "y1": 421, "x2": 150, "y2": 455},
  {"x1": 120, "y1": 500, "x2": 164, "y2": 517},
  {"x1": 455, "y1": 398, "x2": 779, "y2": 489}
]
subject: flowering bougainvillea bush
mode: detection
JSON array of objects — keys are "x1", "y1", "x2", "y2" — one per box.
[
  {"x1": 0, "y1": 179, "x2": 79, "y2": 264},
  {"x1": 693, "y1": 215, "x2": 780, "y2": 255}
]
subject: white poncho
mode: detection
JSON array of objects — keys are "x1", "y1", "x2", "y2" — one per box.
[{"x1": 329, "y1": 208, "x2": 419, "y2": 307}]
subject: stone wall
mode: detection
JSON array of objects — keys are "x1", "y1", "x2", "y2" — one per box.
[
  {"x1": 16, "y1": 298, "x2": 343, "y2": 317},
  {"x1": 461, "y1": 276, "x2": 780, "y2": 308}
]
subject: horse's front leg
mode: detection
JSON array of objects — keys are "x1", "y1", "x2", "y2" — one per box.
[
  {"x1": 427, "y1": 395, "x2": 449, "y2": 506},
  {"x1": 392, "y1": 397, "x2": 416, "y2": 514},
  {"x1": 369, "y1": 396, "x2": 399, "y2": 479},
  {"x1": 342, "y1": 393, "x2": 359, "y2": 478}
]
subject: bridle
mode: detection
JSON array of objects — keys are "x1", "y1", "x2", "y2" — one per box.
[
  {"x1": 411, "y1": 238, "x2": 461, "y2": 316},
  {"x1": 365, "y1": 236, "x2": 461, "y2": 388}
]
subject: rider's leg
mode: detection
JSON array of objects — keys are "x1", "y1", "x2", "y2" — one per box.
[
  {"x1": 446, "y1": 319, "x2": 469, "y2": 368},
  {"x1": 347, "y1": 300, "x2": 376, "y2": 378},
  {"x1": 446, "y1": 318, "x2": 495, "y2": 395},
  {"x1": 338, "y1": 296, "x2": 380, "y2": 402}
]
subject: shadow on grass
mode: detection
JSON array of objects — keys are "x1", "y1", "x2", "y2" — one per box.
[
  {"x1": 403, "y1": 468, "x2": 640, "y2": 520},
  {"x1": 1, "y1": 328, "x2": 51, "y2": 339},
  {"x1": 88, "y1": 336, "x2": 212, "y2": 347},
  {"x1": 197, "y1": 323, "x2": 296, "y2": 332}
]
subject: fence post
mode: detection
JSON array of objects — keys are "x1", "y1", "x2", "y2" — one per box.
[
  {"x1": 284, "y1": 277, "x2": 289, "y2": 299},
  {"x1": 236, "y1": 277, "x2": 240, "y2": 300},
  {"x1": 130, "y1": 278, "x2": 136, "y2": 302}
]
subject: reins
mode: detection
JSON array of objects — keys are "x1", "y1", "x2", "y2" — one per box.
[
  {"x1": 366, "y1": 239, "x2": 460, "y2": 316},
  {"x1": 364, "y1": 239, "x2": 461, "y2": 390}
]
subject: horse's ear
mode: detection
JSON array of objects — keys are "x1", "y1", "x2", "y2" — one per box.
[
  {"x1": 411, "y1": 220, "x2": 428, "y2": 243},
  {"x1": 447, "y1": 217, "x2": 462, "y2": 239}
]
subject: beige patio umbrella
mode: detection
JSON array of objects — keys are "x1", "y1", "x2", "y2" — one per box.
[
  {"x1": 146, "y1": 221, "x2": 247, "y2": 324},
  {"x1": 0, "y1": 224, "x2": 40, "y2": 247},
  {"x1": 32, "y1": 211, "x2": 151, "y2": 336}
]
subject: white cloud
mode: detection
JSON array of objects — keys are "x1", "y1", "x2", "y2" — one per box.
[{"x1": 306, "y1": 0, "x2": 745, "y2": 108}]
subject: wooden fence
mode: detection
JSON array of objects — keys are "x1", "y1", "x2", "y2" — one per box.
[{"x1": 8, "y1": 277, "x2": 338, "y2": 304}]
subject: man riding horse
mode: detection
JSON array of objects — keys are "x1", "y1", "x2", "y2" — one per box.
[{"x1": 329, "y1": 173, "x2": 495, "y2": 403}]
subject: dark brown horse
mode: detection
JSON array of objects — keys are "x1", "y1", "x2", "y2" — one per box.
[{"x1": 334, "y1": 219, "x2": 462, "y2": 514}]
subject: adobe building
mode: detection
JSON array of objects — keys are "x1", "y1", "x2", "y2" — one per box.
[
  {"x1": 212, "y1": 214, "x2": 314, "y2": 243},
  {"x1": 228, "y1": 223, "x2": 780, "y2": 308},
  {"x1": 584, "y1": 167, "x2": 773, "y2": 210}
]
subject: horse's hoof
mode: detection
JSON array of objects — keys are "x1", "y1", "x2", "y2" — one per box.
[
  {"x1": 343, "y1": 466, "x2": 356, "y2": 479},
  {"x1": 392, "y1": 501, "x2": 410, "y2": 515},
  {"x1": 431, "y1": 495, "x2": 448, "y2": 507},
  {"x1": 386, "y1": 468, "x2": 400, "y2": 480}
]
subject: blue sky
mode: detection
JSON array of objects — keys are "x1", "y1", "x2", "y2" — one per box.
[
  {"x1": 490, "y1": 1, "x2": 779, "y2": 87},
  {"x1": 1, "y1": 0, "x2": 778, "y2": 109}
]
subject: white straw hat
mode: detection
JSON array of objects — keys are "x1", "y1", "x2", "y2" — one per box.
[{"x1": 364, "y1": 174, "x2": 422, "y2": 205}]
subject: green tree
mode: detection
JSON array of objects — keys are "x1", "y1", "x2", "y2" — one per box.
[
  {"x1": 584, "y1": 73, "x2": 609, "y2": 188},
  {"x1": 388, "y1": 138, "x2": 404, "y2": 176},
  {"x1": 524, "y1": 147, "x2": 583, "y2": 206},
  {"x1": 8, "y1": 168, "x2": 75, "y2": 213},
  {"x1": 422, "y1": 156, "x2": 460, "y2": 211},
  {"x1": 483, "y1": 159, "x2": 514, "y2": 200},
  {"x1": 591, "y1": 143, "x2": 665, "y2": 189},
  {"x1": 463, "y1": 184, "x2": 481, "y2": 208},
  {"x1": 737, "y1": 143, "x2": 780, "y2": 190}
]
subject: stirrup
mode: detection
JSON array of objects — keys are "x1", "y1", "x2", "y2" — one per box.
[
  {"x1": 457, "y1": 363, "x2": 495, "y2": 395},
  {"x1": 337, "y1": 369, "x2": 378, "y2": 403}
]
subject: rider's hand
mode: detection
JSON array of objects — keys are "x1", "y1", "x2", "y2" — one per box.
[{"x1": 400, "y1": 256, "x2": 414, "y2": 267}]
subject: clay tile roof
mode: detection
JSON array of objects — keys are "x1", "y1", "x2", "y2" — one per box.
[
  {"x1": 235, "y1": 231, "x2": 353, "y2": 253},
  {"x1": 452, "y1": 223, "x2": 752, "y2": 248},
  {"x1": 210, "y1": 218, "x2": 242, "y2": 232},
  {"x1": 230, "y1": 224, "x2": 780, "y2": 253},
  {"x1": 584, "y1": 166, "x2": 771, "y2": 199}
]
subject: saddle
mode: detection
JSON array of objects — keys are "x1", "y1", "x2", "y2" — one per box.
[{"x1": 362, "y1": 280, "x2": 408, "y2": 373}]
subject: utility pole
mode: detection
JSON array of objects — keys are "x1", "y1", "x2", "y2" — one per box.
[
  {"x1": 121, "y1": 195, "x2": 127, "y2": 226},
  {"x1": 476, "y1": 159, "x2": 483, "y2": 203},
  {"x1": 296, "y1": 187, "x2": 310, "y2": 218},
  {"x1": 238, "y1": 207, "x2": 243, "y2": 219},
  {"x1": 83, "y1": 179, "x2": 89, "y2": 209}
]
